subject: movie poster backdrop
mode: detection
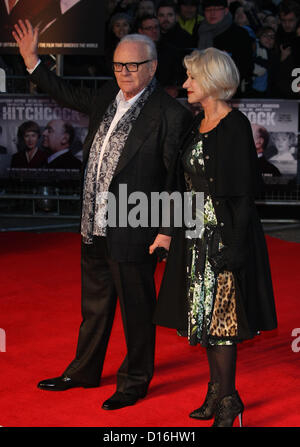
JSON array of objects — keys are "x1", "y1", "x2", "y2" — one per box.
[
  {"x1": 0, "y1": 95, "x2": 299, "y2": 188},
  {"x1": 0, "y1": 0, "x2": 105, "y2": 55},
  {"x1": 0, "y1": 94, "x2": 88, "y2": 178},
  {"x1": 230, "y1": 99, "x2": 299, "y2": 186}
]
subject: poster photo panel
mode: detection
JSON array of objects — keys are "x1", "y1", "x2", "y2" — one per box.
[
  {"x1": 230, "y1": 99, "x2": 299, "y2": 187},
  {"x1": 0, "y1": 0, "x2": 105, "y2": 55},
  {"x1": 0, "y1": 94, "x2": 89, "y2": 179}
]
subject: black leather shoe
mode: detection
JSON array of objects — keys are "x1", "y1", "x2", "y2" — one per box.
[
  {"x1": 37, "y1": 375, "x2": 97, "y2": 391},
  {"x1": 102, "y1": 391, "x2": 146, "y2": 410}
]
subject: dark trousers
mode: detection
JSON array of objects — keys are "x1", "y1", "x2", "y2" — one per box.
[{"x1": 64, "y1": 237, "x2": 157, "y2": 397}]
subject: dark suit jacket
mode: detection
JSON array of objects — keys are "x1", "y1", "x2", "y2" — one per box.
[
  {"x1": 154, "y1": 109, "x2": 277, "y2": 339},
  {"x1": 30, "y1": 62, "x2": 191, "y2": 261},
  {"x1": 46, "y1": 150, "x2": 82, "y2": 169}
]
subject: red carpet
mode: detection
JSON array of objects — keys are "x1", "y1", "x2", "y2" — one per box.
[{"x1": 0, "y1": 232, "x2": 299, "y2": 427}]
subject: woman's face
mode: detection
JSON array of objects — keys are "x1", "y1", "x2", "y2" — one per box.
[
  {"x1": 183, "y1": 71, "x2": 208, "y2": 104},
  {"x1": 24, "y1": 131, "x2": 39, "y2": 150},
  {"x1": 112, "y1": 18, "x2": 130, "y2": 39},
  {"x1": 234, "y1": 7, "x2": 249, "y2": 27},
  {"x1": 274, "y1": 133, "x2": 289, "y2": 153}
]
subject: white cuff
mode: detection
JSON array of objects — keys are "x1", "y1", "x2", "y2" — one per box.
[{"x1": 27, "y1": 59, "x2": 41, "y2": 74}]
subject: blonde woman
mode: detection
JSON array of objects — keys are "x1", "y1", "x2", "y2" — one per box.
[{"x1": 152, "y1": 48, "x2": 277, "y2": 427}]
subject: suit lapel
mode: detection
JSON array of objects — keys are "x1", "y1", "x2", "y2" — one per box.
[
  {"x1": 113, "y1": 86, "x2": 162, "y2": 178},
  {"x1": 82, "y1": 81, "x2": 119, "y2": 167}
]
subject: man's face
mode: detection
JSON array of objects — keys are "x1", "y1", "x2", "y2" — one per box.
[
  {"x1": 139, "y1": 18, "x2": 160, "y2": 42},
  {"x1": 204, "y1": 5, "x2": 228, "y2": 25},
  {"x1": 42, "y1": 120, "x2": 68, "y2": 152},
  {"x1": 137, "y1": 0, "x2": 155, "y2": 16},
  {"x1": 113, "y1": 41, "x2": 157, "y2": 100},
  {"x1": 180, "y1": 5, "x2": 197, "y2": 20},
  {"x1": 279, "y1": 12, "x2": 297, "y2": 33},
  {"x1": 157, "y1": 7, "x2": 176, "y2": 33}
]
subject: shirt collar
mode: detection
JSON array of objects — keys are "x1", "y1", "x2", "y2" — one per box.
[{"x1": 116, "y1": 87, "x2": 146, "y2": 108}]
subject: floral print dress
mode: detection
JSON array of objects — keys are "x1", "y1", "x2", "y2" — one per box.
[{"x1": 182, "y1": 133, "x2": 235, "y2": 347}]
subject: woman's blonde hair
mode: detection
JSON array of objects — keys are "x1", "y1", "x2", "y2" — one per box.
[{"x1": 183, "y1": 47, "x2": 240, "y2": 100}]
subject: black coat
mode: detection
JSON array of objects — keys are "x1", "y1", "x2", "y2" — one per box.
[
  {"x1": 154, "y1": 109, "x2": 277, "y2": 340},
  {"x1": 10, "y1": 148, "x2": 47, "y2": 168},
  {"x1": 30, "y1": 63, "x2": 192, "y2": 262}
]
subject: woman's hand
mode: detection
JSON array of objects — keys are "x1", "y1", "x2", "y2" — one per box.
[{"x1": 12, "y1": 19, "x2": 39, "y2": 70}]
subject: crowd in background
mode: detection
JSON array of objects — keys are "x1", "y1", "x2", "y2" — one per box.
[{"x1": 1, "y1": 0, "x2": 300, "y2": 99}]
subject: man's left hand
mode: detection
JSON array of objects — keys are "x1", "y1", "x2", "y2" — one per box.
[{"x1": 149, "y1": 234, "x2": 171, "y2": 260}]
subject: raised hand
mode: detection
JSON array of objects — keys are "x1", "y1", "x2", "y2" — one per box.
[{"x1": 12, "y1": 19, "x2": 39, "y2": 70}]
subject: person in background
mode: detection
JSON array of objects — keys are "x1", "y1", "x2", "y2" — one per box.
[
  {"x1": 251, "y1": 25, "x2": 277, "y2": 96},
  {"x1": 157, "y1": 0, "x2": 197, "y2": 49},
  {"x1": 10, "y1": 120, "x2": 47, "y2": 168},
  {"x1": 101, "y1": 12, "x2": 133, "y2": 76},
  {"x1": 197, "y1": 0, "x2": 253, "y2": 96},
  {"x1": 138, "y1": 14, "x2": 186, "y2": 94},
  {"x1": 177, "y1": 0, "x2": 203, "y2": 46},
  {"x1": 152, "y1": 47, "x2": 277, "y2": 427},
  {"x1": 136, "y1": 0, "x2": 156, "y2": 18},
  {"x1": 262, "y1": 12, "x2": 279, "y2": 32},
  {"x1": 271, "y1": 0, "x2": 300, "y2": 97},
  {"x1": 276, "y1": 0, "x2": 299, "y2": 47},
  {"x1": 229, "y1": 1, "x2": 259, "y2": 40}
]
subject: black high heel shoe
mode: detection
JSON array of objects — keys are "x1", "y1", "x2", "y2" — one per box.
[
  {"x1": 189, "y1": 382, "x2": 220, "y2": 420},
  {"x1": 212, "y1": 391, "x2": 244, "y2": 427}
]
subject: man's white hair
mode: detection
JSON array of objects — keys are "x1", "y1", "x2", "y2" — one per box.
[{"x1": 117, "y1": 34, "x2": 157, "y2": 60}]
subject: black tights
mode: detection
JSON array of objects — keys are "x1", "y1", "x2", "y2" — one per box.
[{"x1": 206, "y1": 344, "x2": 237, "y2": 399}]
